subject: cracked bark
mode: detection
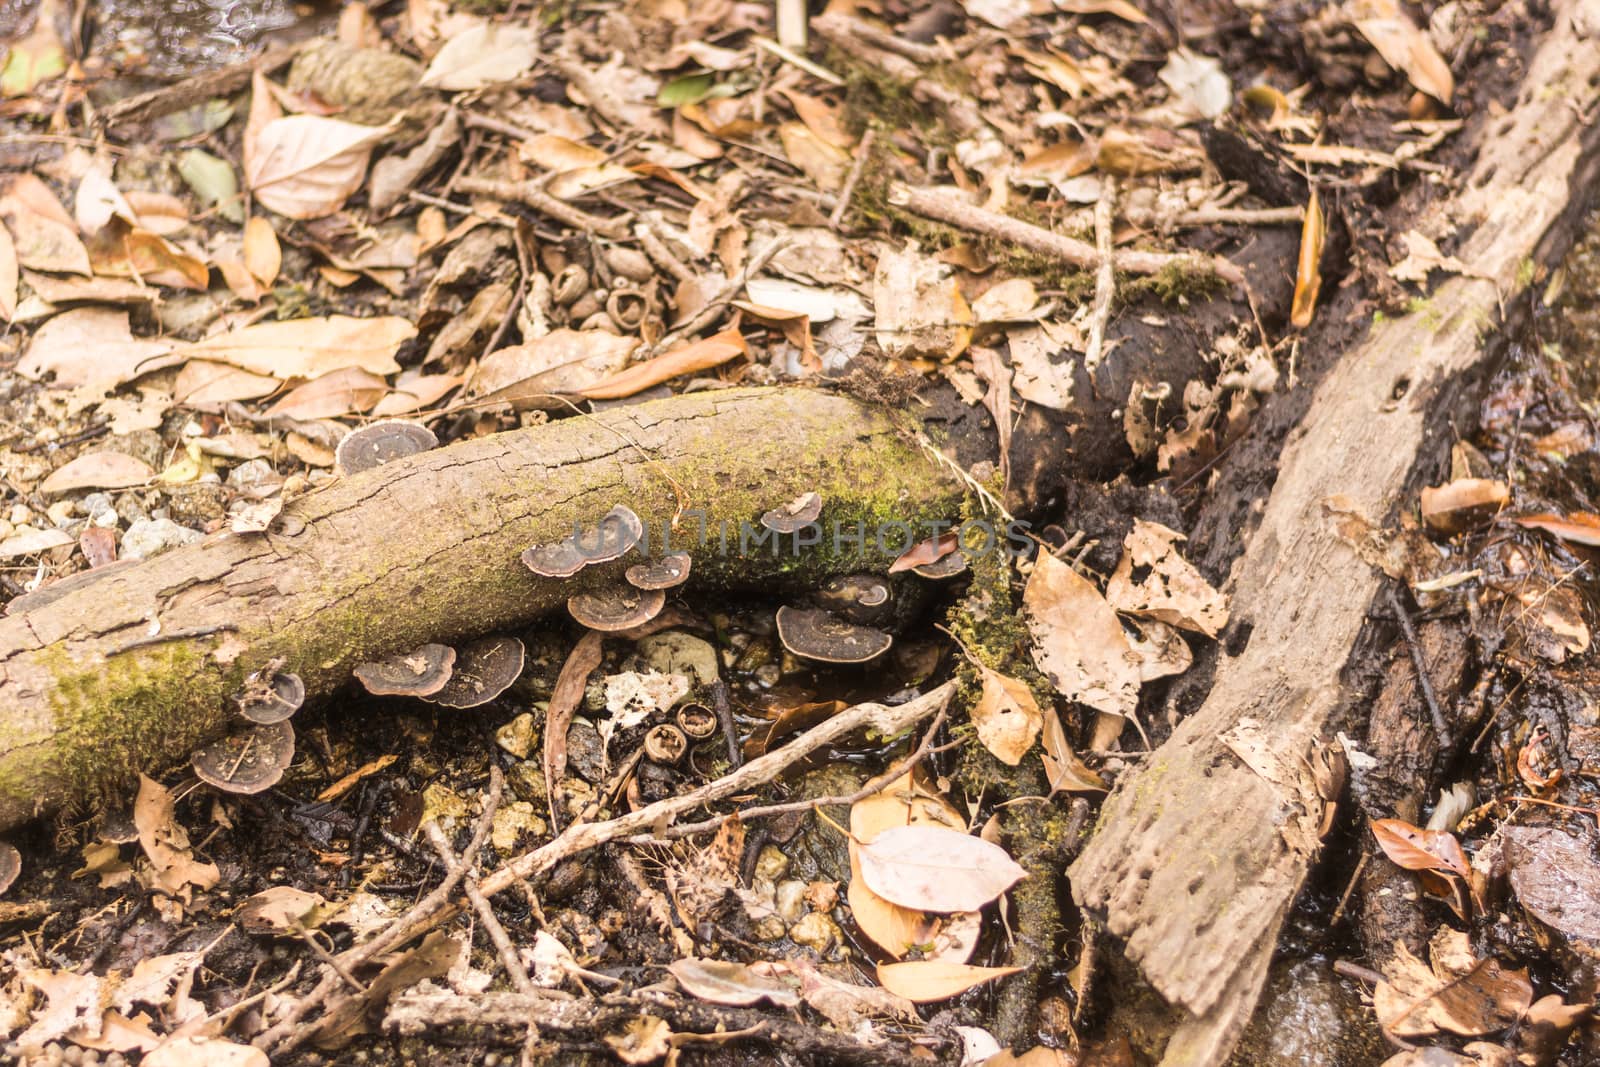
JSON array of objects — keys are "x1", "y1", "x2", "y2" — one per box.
[
  {"x1": 1067, "y1": 3, "x2": 1600, "y2": 1062},
  {"x1": 0, "y1": 388, "x2": 970, "y2": 830}
]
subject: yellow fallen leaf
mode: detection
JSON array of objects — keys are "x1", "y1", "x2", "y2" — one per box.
[
  {"x1": 1290, "y1": 187, "x2": 1324, "y2": 329},
  {"x1": 876, "y1": 961, "x2": 1022, "y2": 1003}
]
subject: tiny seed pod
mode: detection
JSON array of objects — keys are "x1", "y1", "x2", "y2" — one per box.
[
  {"x1": 579, "y1": 311, "x2": 617, "y2": 332},
  {"x1": 644, "y1": 723, "x2": 688, "y2": 764},
  {"x1": 553, "y1": 264, "x2": 589, "y2": 306},
  {"x1": 605, "y1": 246, "x2": 655, "y2": 282},
  {"x1": 676, "y1": 702, "x2": 718, "y2": 739},
  {"x1": 567, "y1": 292, "x2": 602, "y2": 321},
  {"x1": 606, "y1": 288, "x2": 649, "y2": 331}
]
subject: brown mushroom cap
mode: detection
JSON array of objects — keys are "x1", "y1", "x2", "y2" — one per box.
[
  {"x1": 521, "y1": 540, "x2": 588, "y2": 578},
  {"x1": 568, "y1": 586, "x2": 666, "y2": 632},
  {"x1": 912, "y1": 551, "x2": 968, "y2": 580},
  {"x1": 760, "y1": 491, "x2": 823, "y2": 533},
  {"x1": 353, "y1": 644, "x2": 456, "y2": 698},
  {"x1": 236, "y1": 670, "x2": 307, "y2": 724},
  {"x1": 0, "y1": 840, "x2": 18, "y2": 895},
  {"x1": 335, "y1": 420, "x2": 439, "y2": 476},
  {"x1": 98, "y1": 807, "x2": 140, "y2": 845},
  {"x1": 625, "y1": 552, "x2": 692, "y2": 590},
  {"x1": 576, "y1": 504, "x2": 645, "y2": 563},
  {"x1": 775, "y1": 605, "x2": 892, "y2": 664},
  {"x1": 816, "y1": 574, "x2": 893, "y2": 623},
  {"x1": 425, "y1": 636, "x2": 526, "y2": 708},
  {"x1": 192, "y1": 721, "x2": 296, "y2": 795}
]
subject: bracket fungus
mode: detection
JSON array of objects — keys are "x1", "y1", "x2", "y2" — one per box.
[
  {"x1": 192, "y1": 721, "x2": 295, "y2": 795},
  {"x1": 521, "y1": 539, "x2": 589, "y2": 579},
  {"x1": 522, "y1": 504, "x2": 646, "y2": 578},
  {"x1": 578, "y1": 504, "x2": 646, "y2": 563},
  {"x1": 776, "y1": 605, "x2": 893, "y2": 664},
  {"x1": 625, "y1": 551, "x2": 692, "y2": 590},
  {"x1": 425, "y1": 636, "x2": 526, "y2": 708},
  {"x1": 912, "y1": 551, "x2": 969, "y2": 580},
  {"x1": 353, "y1": 644, "x2": 457, "y2": 698},
  {"x1": 760, "y1": 491, "x2": 823, "y2": 533},
  {"x1": 334, "y1": 419, "x2": 440, "y2": 475},
  {"x1": 568, "y1": 586, "x2": 667, "y2": 632},
  {"x1": 816, "y1": 574, "x2": 894, "y2": 624},
  {"x1": 235, "y1": 668, "x2": 307, "y2": 724}
]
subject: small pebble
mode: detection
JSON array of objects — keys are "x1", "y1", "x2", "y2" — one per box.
[
  {"x1": 775, "y1": 880, "x2": 808, "y2": 924},
  {"x1": 228, "y1": 458, "x2": 278, "y2": 488},
  {"x1": 754, "y1": 845, "x2": 790, "y2": 882},
  {"x1": 788, "y1": 911, "x2": 842, "y2": 954},
  {"x1": 121, "y1": 517, "x2": 203, "y2": 560}
]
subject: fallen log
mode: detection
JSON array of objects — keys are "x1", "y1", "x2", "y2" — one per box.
[
  {"x1": 0, "y1": 388, "x2": 971, "y2": 830},
  {"x1": 1068, "y1": 1, "x2": 1600, "y2": 1062}
]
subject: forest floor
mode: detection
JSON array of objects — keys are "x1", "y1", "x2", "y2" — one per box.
[{"x1": 0, "y1": 0, "x2": 1596, "y2": 1065}]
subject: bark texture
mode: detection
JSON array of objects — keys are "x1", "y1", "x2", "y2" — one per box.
[
  {"x1": 1068, "y1": 3, "x2": 1600, "y2": 1062},
  {"x1": 0, "y1": 388, "x2": 965, "y2": 830}
]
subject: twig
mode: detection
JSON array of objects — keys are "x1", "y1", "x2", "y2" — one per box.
[
  {"x1": 550, "y1": 53, "x2": 668, "y2": 135},
  {"x1": 625, "y1": 697, "x2": 950, "y2": 843},
  {"x1": 635, "y1": 219, "x2": 695, "y2": 285},
  {"x1": 1084, "y1": 175, "x2": 1118, "y2": 375},
  {"x1": 97, "y1": 40, "x2": 305, "y2": 127},
  {"x1": 889, "y1": 184, "x2": 1246, "y2": 286},
  {"x1": 478, "y1": 682, "x2": 955, "y2": 897},
  {"x1": 463, "y1": 111, "x2": 545, "y2": 144},
  {"x1": 1172, "y1": 205, "x2": 1304, "y2": 229},
  {"x1": 828, "y1": 128, "x2": 877, "y2": 230},
  {"x1": 1329, "y1": 850, "x2": 1369, "y2": 927},
  {"x1": 424, "y1": 821, "x2": 533, "y2": 994},
  {"x1": 258, "y1": 767, "x2": 505, "y2": 1055},
  {"x1": 454, "y1": 177, "x2": 630, "y2": 239},
  {"x1": 749, "y1": 35, "x2": 844, "y2": 86},
  {"x1": 810, "y1": 12, "x2": 947, "y2": 66},
  {"x1": 710, "y1": 680, "x2": 741, "y2": 769},
  {"x1": 1385, "y1": 587, "x2": 1452, "y2": 748}
]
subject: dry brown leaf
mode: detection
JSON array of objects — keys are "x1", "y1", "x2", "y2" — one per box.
[
  {"x1": 857, "y1": 824, "x2": 1027, "y2": 913},
  {"x1": 39, "y1": 452, "x2": 154, "y2": 495},
  {"x1": 244, "y1": 216, "x2": 282, "y2": 287},
  {"x1": 74, "y1": 162, "x2": 134, "y2": 236},
  {"x1": 1420, "y1": 478, "x2": 1509, "y2": 534},
  {"x1": 1039, "y1": 707, "x2": 1107, "y2": 794},
  {"x1": 668, "y1": 958, "x2": 801, "y2": 1008},
  {"x1": 876, "y1": 961, "x2": 1022, "y2": 1003},
  {"x1": 133, "y1": 774, "x2": 220, "y2": 900},
  {"x1": 265, "y1": 367, "x2": 390, "y2": 420},
  {"x1": 173, "y1": 315, "x2": 415, "y2": 380},
  {"x1": 372, "y1": 371, "x2": 462, "y2": 416},
  {"x1": 1352, "y1": 0, "x2": 1454, "y2": 103},
  {"x1": 1514, "y1": 511, "x2": 1600, "y2": 547},
  {"x1": 1, "y1": 187, "x2": 90, "y2": 275},
  {"x1": 244, "y1": 71, "x2": 391, "y2": 220},
  {"x1": 124, "y1": 191, "x2": 190, "y2": 235},
  {"x1": 1104, "y1": 519, "x2": 1230, "y2": 638},
  {"x1": 579, "y1": 329, "x2": 747, "y2": 400},
  {"x1": 0, "y1": 220, "x2": 17, "y2": 321},
  {"x1": 1370, "y1": 817, "x2": 1470, "y2": 879},
  {"x1": 1291, "y1": 187, "x2": 1324, "y2": 329},
  {"x1": 874, "y1": 244, "x2": 973, "y2": 360},
  {"x1": 420, "y1": 22, "x2": 538, "y2": 90},
  {"x1": 19, "y1": 307, "x2": 174, "y2": 389},
  {"x1": 173, "y1": 360, "x2": 280, "y2": 405},
  {"x1": 99, "y1": 227, "x2": 210, "y2": 290},
  {"x1": 972, "y1": 667, "x2": 1043, "y2": 766},
  {"x1": 470, "y1": 328, "x2": 640, "y2": 405},
  {"x1": 1373, "y1": 929, "x2": 1531, "y2": 1038},
  {"x1": 1024, "y1": 552, "x2": 1140, "y2": 718}
]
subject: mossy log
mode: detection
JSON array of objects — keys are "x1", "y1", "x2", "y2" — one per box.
[{"x1": 0, "y1": 388, "x2": 969, "y2": 830}]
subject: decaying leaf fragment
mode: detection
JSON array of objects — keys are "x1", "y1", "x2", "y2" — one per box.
[
  {"x1": 1104, "y1": 519, "x2": 1230, "y2": 638},
  {"x1": 874, "y1": 244, "x2": 973, "y2": 360},
  {"x1": 1373, "y1": 929, "x2": 1531, "y2": 1038},
  {"x1": 1291, "y1": 187, "x2": 1324, "y2": 329},
  {"x1": 971, "y1": 666, "x2": 1044, "y2": 765},
  {"x1": 1024, "y1": 551, "x2": 1140, "y2": 718}
]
